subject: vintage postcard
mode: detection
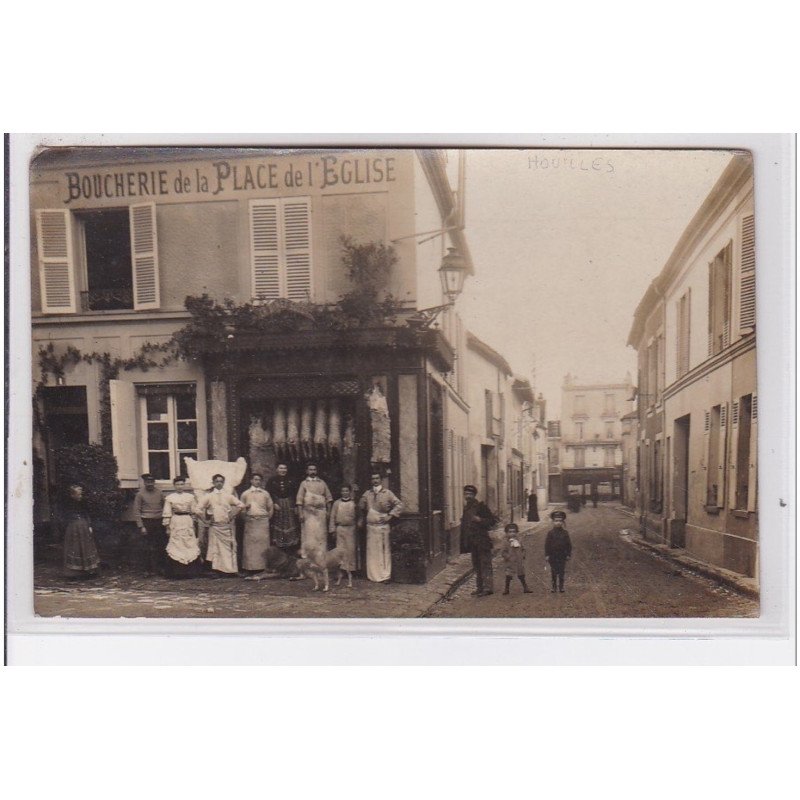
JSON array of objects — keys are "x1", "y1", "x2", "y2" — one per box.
[{"x1": 24, "y1": 143, "x2": 765, "y2": 621}]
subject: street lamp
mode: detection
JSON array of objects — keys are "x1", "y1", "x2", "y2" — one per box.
[{"x1": 407, "y1": 247, "x2": 468, "y2": 329}]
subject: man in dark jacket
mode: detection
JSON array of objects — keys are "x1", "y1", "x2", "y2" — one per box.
[
  {"x1": 545, "y1": 509, "x2": 572, "y2": 593},
  {"x1": 460, "y1": 485, "x2": 496, "y2": 596}
]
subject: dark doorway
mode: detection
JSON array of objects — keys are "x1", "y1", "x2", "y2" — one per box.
[{"x1": 671, "y1": 415, "x2": 690, "y2": 547}]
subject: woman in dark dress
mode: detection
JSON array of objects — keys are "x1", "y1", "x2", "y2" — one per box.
[
  {"x1": 526, "y1": 490, "x2": 540, "y2": 522},
  {"x1": 62, "y1": 484, "x2": 100, "y2": 577}
]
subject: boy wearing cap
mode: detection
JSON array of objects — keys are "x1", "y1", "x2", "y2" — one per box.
[
  {"x1": 501, "y1": 523, "x2": 533, "y2": 595},
  {"x1": 545, "y1": 510, "x2": 572, "y2": 593}
]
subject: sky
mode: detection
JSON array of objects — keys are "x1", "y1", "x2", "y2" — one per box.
[{"x1": 453, "y1": 148, "x2": 733, "y2": 418}]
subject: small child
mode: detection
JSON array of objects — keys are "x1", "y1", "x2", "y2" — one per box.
[{"x1": 501, "y1": 523, "x2": 532, "y2": 595}]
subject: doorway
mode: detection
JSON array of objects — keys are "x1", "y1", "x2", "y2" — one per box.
[{"x1": 671, "y1": 415, "x2": 690, "y2": 547}]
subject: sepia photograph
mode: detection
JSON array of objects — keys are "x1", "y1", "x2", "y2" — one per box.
[{"x1": 24, "y1": 143, "x2": 765, "y2": 621}]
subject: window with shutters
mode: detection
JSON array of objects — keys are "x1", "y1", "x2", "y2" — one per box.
[
  {"x1": 36, "y1": 204, "x2": 160, "y2": 313},
  {"x1": 708, "y1": 242, "x2": 732, "y2": 357},
  {"x1": 735, "y1": 394, "x2": 753, "y2": 511},
  {"x1": 705, "y1": 404, "x2": 725, "y2": 508},
  {"x1": 250, "y1": 197, "x2": 313, "y2": 302},
  {"x1": 739, "y1": 214, "x2": 756, "y2": 332},
  {"x1": 78, "y1": 210, "x2": 133, "y2": 310},
  {"x1": 676, "y1": 290, "x2": 691, "y2": 378},
  {"x1": 139, "y1": 385, "x2": 198, "y2": 481}
]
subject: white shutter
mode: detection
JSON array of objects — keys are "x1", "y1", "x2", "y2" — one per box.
[
  {"x1": 722, "y1": 320, "x2": 730, "y2": 349},
  {"x1": 36, "y1": 209, "x2": 76, "y2": 313},
  {"x1": 740, "y1": 214, "x2": 756, "y2": 332},
  {"x1": 283, "y1": 197, "x2": 312, "y2": 301},
  {"x1": 250, "y1": 199, "x2": 281, "y2": 299},
  {"x1": 728, "y1": 399, "x2": 739, "y2": 509},
  {"x1": 747, "y1": 394, "x2": 758, "y2": 512},
  {"x1": 130, "y1": 203, "x2": 160, "y2": 310},
  {"x1": 109, "y1": 379, "x2": 140, "y2": 484}
]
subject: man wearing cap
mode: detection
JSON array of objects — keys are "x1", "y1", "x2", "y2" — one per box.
[
  {"x1": 133, "y1": 473, "x2": 166, "y2": 575},
  {"x1": 545, "y1": 510, "x2": 573, "y2": 593},
  {"x1": 460, "y1": 485, "x2": 497, "y2": 597}
]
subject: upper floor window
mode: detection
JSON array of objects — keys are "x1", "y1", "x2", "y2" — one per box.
[
  {"x1": 708, "y1": 243, "x2": 732, "y2": 356},
  {"x1": 604, "y1": 392, "x2": 616, "y2": 414},
  {"x1": 250, "y1": 197, "x2": 312, "y2": 301},
  {"x1": 35, "y1": 204, "x2": 160, "y2": 314},
  {"x1": 574, "y1": 394, "x2": 587, "y2": 415},
  {"x1": 739, "y1": 215, "x2": 756, "y2": 333},
  {"x1": 676, "y1": 289, "x2": 691, "y2": 378},
  {"x1": 575, "y1": 422, "x2": 584, "y2": 440},
  {"x1": 605, "y1": 422, "x2": 615, "y2": 439}
]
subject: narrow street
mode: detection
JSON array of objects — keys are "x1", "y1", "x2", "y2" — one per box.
[
  {"x1": 33, "y1": 504, "x2": 757, "y2": 619},
  {"x1": 426, "y1": 504, "x2": 758, "y2": 618}
]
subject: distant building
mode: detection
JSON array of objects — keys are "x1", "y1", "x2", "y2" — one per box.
[
  {"x1": 627, "y1": 154, "x2": 757, "y2": 581},
  {"x1": 556, "y1": 373, "x2": 634, "y2": 502},
  {"x1": 464, "y1": 333, "x2": 544, "y2": 524},
  {"x1": 546, "y1": 419, "x2": 562, "y2": 502}
]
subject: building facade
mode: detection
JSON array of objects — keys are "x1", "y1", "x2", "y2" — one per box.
[
  {"x1": 556, "y1": 374, "x2": 634, "y2": 502},
  {"x1": 627, "y1": 154, "x2": 757, "y2": 580},
  {"x1": 31, "y1": 147, "x2": 475, "y2": 581}
]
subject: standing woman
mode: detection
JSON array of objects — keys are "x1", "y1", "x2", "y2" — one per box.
[
  {"x1": 62, "y1": 484, "x2": 100, "y2": 578},
  {"x1": 526, "y1": 489, "x2": 540, "y2": 522}
]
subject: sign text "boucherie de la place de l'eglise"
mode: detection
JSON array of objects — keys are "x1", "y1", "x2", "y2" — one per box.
[{"x1": 61, "y1": 155, "x2": 398, "y2": 204}]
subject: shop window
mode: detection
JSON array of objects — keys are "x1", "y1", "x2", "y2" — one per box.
[
  {"x1": 250, "y1": 197, "x2": 312, "y2": 301},
  {"x1": 36, "y1": 204, "x2": 159, "y2": 314},
  {"x1": 139, "y1": 386, "x2": 198, "y2": 480}
]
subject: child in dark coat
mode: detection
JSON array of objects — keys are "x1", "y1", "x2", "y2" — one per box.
[
  {"x1": 501, "y1": 523, "x2": 532, "y2": 595},
  {"x1": 545, "y1": 510, "x2": 572, "y2": 593}
]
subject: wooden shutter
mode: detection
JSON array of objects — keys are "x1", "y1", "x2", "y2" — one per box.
[
  {"x1": 129, "y1": 203, "x2": 160, "y2": 310},
  {"x1": 728, "y1": 399, "x2": 739, "y2": 508},
  {"x1": 250, "y1": 199, "x2": 281, "y2": 299},
  {"x1": 283, "y1": 198, "x2": 312, "y2": 301},
  {"x1": 717, "y1": 402, "x2": 728, "y2": 507},
  {"x1": 109, "y1": 379, "x2": 140, "y2": 484},
  {"x1": 740, "y1": 214, "x2": 756, "y2": 332},
  {"x1": 747, "y1": 394, "x2": 758, "y2": 512},
  {"x1": 36, "y1": 209, "x2": 76, "y2": 313},
  {"x1": 708, "y1": 264, "x2": 714, "y2": 356}
]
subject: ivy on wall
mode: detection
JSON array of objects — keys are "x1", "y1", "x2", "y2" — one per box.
[{"x1": 35, "y1": 238, "x2": 406, "y2": 449}]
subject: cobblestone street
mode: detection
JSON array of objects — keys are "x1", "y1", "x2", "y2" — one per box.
[
  {"x1": 426, "y1": 505, "x2": 759, "y2": 618},
  {"x1": 33, "y1": 504, "x2": 758, "y2": 619}
]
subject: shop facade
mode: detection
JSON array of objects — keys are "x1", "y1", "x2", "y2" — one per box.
[{"x1": 30, "y1": 146, "x2": 473, "y2": 581}]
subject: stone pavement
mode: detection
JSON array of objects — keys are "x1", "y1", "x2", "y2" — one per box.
[
  {"x1": 615, "y1": 506, "x2": 760, "y2": 599},
  {"x1": 34, "y1": 517, "x2": 546, "y2": 619}
]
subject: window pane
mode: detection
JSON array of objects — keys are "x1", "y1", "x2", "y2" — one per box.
[
  {"x1": 178, "y1": 452, "x2": 197, "y2": 478},
  {"x1": 147, "y1": 422, "x2": 169, "y2": 450},
  {"x1": 149, "y1": 452, "x2": 171, "y2": 480},
  {"x1": 175, "y1": 392, "x2": 197, "y2": 420},
  {"x1": 146, "y1": 395, "x2": 168, "y2": 420},
  {"x1": 177, "y1": 421, "x2": 197, "y2": 449}
]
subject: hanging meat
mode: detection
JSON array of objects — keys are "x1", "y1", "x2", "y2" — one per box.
[
  {"x1": 341, "y1": 412, "x2": 357, "y2": 489},
  {"x1": 314, "y1": 399, "x2": 328, "y2": 460},
  {"x1": 286, "y1": 402, "x2": 300, "y2": 462},
  {"x1": 300, "y1": 399, "x2": 314, "y2": 460},
  {"x1": 328, "y1": 398, "x2": 342, "y2": 459},
  {"x1": 272, "y1": 401, "x2": 287, "y2": 462}
]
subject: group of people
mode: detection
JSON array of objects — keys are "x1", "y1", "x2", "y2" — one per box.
[
  {"x1": 96, "y1": 462, "x2": 403, "y2": 583},
  {"x1": 460, "y1": 484, "x2": 573, "y2": 597}
]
